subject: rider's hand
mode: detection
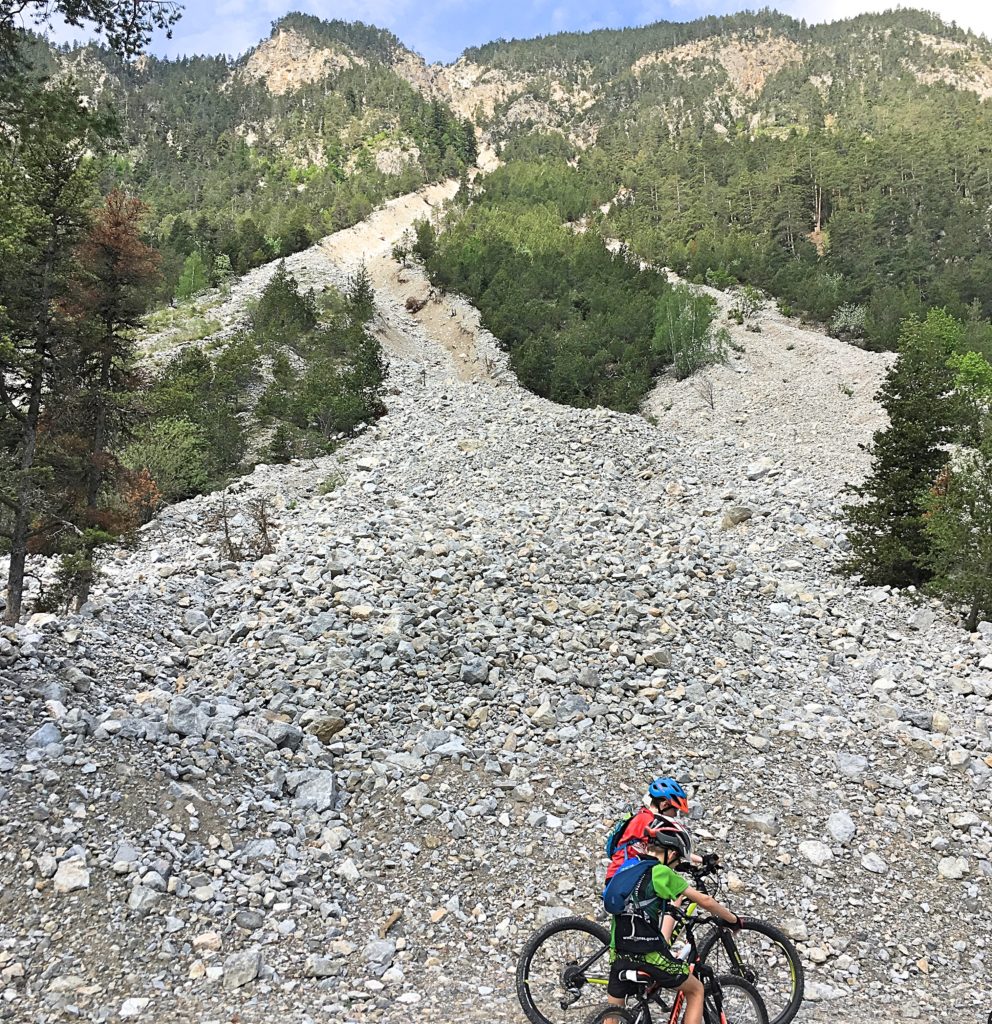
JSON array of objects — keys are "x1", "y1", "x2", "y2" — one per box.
[
  {"x1": 702, "y1": 852, "x2": 720, "y2": 870},
  {"x1": 725, "y1": 914, "x2": 744, "y2": 931}
]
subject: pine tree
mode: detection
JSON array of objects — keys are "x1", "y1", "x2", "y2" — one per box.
[
  {"x1": 47, "y1": 191, "x2": 161, "y2": 606},
  {"x1": 841, "y1": 309, "x2": 961, "y2": 588},
  {"x1": 0, "y1": 86, "x2": 104, "y2": 623},
  {"x1": 345, "y1": 263, "x2": 376, "y2": 326}
]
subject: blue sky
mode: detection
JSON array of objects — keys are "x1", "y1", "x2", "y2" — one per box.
[{"x1": 43, "y1": 1, "x2": 992, "y2": 64}]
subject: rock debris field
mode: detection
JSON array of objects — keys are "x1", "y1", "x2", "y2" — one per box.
[{"x1": 2, "y1": 183, "x2": 992, "y2": 1024}]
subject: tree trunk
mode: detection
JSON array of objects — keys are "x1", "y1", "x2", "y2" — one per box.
[
  {"x1": 4, "y1": 241, "x2": 55, "y2": 624},
  {"x1": 966, "y1": 595, "x2": 980, "y2": 633},
  {"x1": 4, "y1": 342, "x2": 45, "y2": 625}
]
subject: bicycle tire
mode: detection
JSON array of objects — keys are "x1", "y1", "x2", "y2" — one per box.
[
  {"x1": 516, "y1": 915, "x2": 613, "y2": 1024},
  {"x1": 583, "y1": 1009, "x2": 639, "y2": 1024},
  {"x1": 698, "y1": 920, "x2": 803, "y2": 1024},
  {"x1": 712, "y1": 975, "x2": 769, "y2": 1024}
]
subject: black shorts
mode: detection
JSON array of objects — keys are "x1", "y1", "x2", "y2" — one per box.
[{"x1": 607, "y1": 957, "x2": 689, "y2": 999}]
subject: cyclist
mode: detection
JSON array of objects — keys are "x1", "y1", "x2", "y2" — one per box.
[
  {"x1": 606, "y1": 777, "x2": 699, "y2": 881},
  {"x1": 604, "y1": 817, "x2": 741, "y2": 1024}
]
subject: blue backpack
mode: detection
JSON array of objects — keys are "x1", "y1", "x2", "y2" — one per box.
[
  {"x1": 604, "y1": 806, "x2": 638, "y2": 859},
  {"x1": 602, "y1": 856, "x2": 657, "y2": 915}
]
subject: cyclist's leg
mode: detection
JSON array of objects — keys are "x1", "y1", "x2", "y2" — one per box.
[
  {"x1": 605, "y1": 961, "x2": 636, "y2": 1023},
  {"x1": 678, "y1": 973, "x2": 704, "y2": 1024}
]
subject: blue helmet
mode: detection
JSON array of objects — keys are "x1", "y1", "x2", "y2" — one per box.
[{"x1": 648, "y1": 777, "x2": 689, "y2": 813}]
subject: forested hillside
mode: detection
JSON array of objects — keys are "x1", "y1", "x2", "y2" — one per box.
[
  {"x1": 31, "y1": 8, "x2": 992, "y2": 343},
  {"x1": 40, "y1": 13, "x2": 477, "y2": 299},
  {"x1": 453, "y1": 9, "x2": 992, "y2": 352}
]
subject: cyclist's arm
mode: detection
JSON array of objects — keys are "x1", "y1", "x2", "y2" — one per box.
[{"x1": 681, "y1": 884, "x2": 738, "y2": 925}]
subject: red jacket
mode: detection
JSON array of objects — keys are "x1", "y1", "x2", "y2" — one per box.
[{"x1": 605, "y1": 807, "x2": 656, "y2": 880}]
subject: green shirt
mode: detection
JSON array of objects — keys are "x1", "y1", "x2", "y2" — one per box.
[
  {"x1": 609, "y1": 861, "x2": 689, "y2": 956},
  {"x1": 648, "y1": 862, "x2": 689, "y2": 902}
]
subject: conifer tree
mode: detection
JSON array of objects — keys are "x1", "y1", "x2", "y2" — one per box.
[
  {"x1": 45, "y1": 191, "x2": 161, "y2": 605},
  {"x1": 841, "y1": 309, "x2": 961, "y2": 588},
  {"x1": 0, "y1": 87, "x2": 104, "y2": 623},
  {"x1": 345, "y1": 263, "x2": 376, "y2": 326}
]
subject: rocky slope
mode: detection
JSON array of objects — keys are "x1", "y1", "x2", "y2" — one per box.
[{"x1": 2, "y1": 185, "x2": 992, "y2": 1024}]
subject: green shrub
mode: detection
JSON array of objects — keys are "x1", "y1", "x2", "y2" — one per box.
[
  {"x1": 122, "y1": 417, "x2": 210, "y2": 501},
  {"x1": 831, "y1": 303, "x2": 868, "y2": 341},
  {"x1": 654, "y1": 285, "x2": 726, "y2": 380},
  {"x1": 731, "y1": 285, "x2": 763, "y2": 323},
  {"x1": 250, "y1": 260, "x2": 317, "y2": 347},
  {"x1": 145, "y1": 348, "x2": 248, "y2": 479},
  {"x1": 175, "y1": 250, "x2": 210, "y2": 301},
  {"x1": 704, "y1": 267, "x2": 737, "y2": 290}
]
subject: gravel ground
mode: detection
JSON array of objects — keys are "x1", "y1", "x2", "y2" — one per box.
[{"x1": 2, "y1": 186, "x2": 990, "y2": 1024}]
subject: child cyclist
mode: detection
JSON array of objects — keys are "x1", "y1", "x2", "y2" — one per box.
[
  {"x1": 604, "y1": 817, "x2": 741, "y2": 1024},
  {"x1": 606, "y1": 777, "x2": 713, "y2": 882}
]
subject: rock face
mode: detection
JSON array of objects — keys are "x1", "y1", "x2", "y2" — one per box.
[
  {"x1": 2, "y1": 181, "x2": 991, "y2": 1024},
  {"x1": 240, "y1": 28, "x2": 363, "y2": 95}
]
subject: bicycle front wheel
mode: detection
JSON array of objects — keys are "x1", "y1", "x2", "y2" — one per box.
[
  {"x1": 516, "y1": 915, "x2": 613, "y2": 1024},
  {"x1": 712, "y1": 975, "x2": 769, "y2": 1024},
  {"x1": 698, "y1": 920, "x2": 803, "y2": 1024}
]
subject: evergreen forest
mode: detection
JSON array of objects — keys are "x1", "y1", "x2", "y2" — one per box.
[{"x1": 3, "y1": 2, "x2": 992, "y2": 626}]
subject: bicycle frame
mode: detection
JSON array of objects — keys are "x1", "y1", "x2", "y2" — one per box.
[{"x1": 623, "y1": 906, "x2": 727, "y2": 1024}]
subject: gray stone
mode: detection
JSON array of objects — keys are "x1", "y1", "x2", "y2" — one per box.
[
  {"x1": 720, "y1": 506, "x2": 753, "y2": 529},
  {"x1": 460, "y1": 655, "x2": 489, "y2": 685},
  {"x1": 419, "y1": 729, "x2": 453, "y2": 751},
  {"x1": 364, "y1": 938, "x2": 396, "y2": 977},
  {"x1": 242, "y1": 839, "x2": 278, "y2": 860},
  {"x1": 183, "y1": 609, "x2": 209, "y2": 632},
  {"x1": 308, "y1": 716, "x2": 347, "y2": 743},
  {"x1": 746, "y1": 457, "x2": 775, "y2": 480},
  {"x1": 835, "y1": 751, "x2": 868, "y2": 779},
  {"x1": 937, "y1": 856, "x2": 969, "y2": 880},
  {"x1": 53, "y1": 857, "x2": 89, "y2": 894},
  {"x1": 536, "y1": 906, "x2": 573, "y2": 926},
  {"x1": 222, "y1": 949, "x2": 262, "y2": 991},
  {"x1": 307, "y1": 956, "x2": 336, "y2": 979},
  {"x1": 166, "y1": 696, "x2": 209, "y2": 738},
  {"x1": 290, "y1": 769, "x2": 337, "y2": 812},
  {"x1": 127, "y1": 886, "x2": 163, "y2": 914},
  {"x1": 531, "y1": 701, "x2": 557, "y2": 728},
  {"x1": 27, "y1": 723, "x2": 62, "y2": 749},
  {"x1": 798, "y1": 841, "x2": 833, "y2": 867},
  {"x1": 643, "y1": 648, "x2": 672, "y2": 669},
  {"x1": 743, "y1": 812, "x2": 779, "y2": 836},
  {"x1": 556, "y1": 694, "x2": 590, "y2": 720},
  {"x1": 861, "y1": 852, "x2": 888, "y2": 874},
  {"x1": 234, "y1": 910, "x2": 265, "y2": 931},
  {"x1": 827, "y1": 811, "x2": 856, "y2": 844}
]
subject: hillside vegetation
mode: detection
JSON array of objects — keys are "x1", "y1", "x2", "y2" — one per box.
[{"x1": 42, "y1": 14, "x2": 476, "y2": 300}]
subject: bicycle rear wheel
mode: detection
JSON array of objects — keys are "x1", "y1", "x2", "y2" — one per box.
[
  {"x1": 698, "y1": 921, "x2": 803, "y2": 1024},
  {"x1": 583, "y1": 1009, "x2": 638, "y2": 1024},
  {"x1": 516, "y1": 915, "x2": 612, "y2": 1024}
]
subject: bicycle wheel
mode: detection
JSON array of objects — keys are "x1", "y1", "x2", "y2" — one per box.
[
  {"x1": 698, "y1": 921, "x2": 803, "y2": 1024},
  {"x1": 516, "y1": 916, "x2": 612, "y2": 1024},
  {"x1": 583, "y1": 1009, "x2": 639, "y2": 1024},
  {"x1": 713, "y1": 975, "x2": 769, "y2": 1024}
]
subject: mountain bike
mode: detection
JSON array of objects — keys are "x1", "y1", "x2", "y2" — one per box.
[
  {"x1": 581, "y1": 904, "x2": 768, "y2": 1024},
  {"x1": 515, "y1": 861, "x2": 803, "y2": 1024}
]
